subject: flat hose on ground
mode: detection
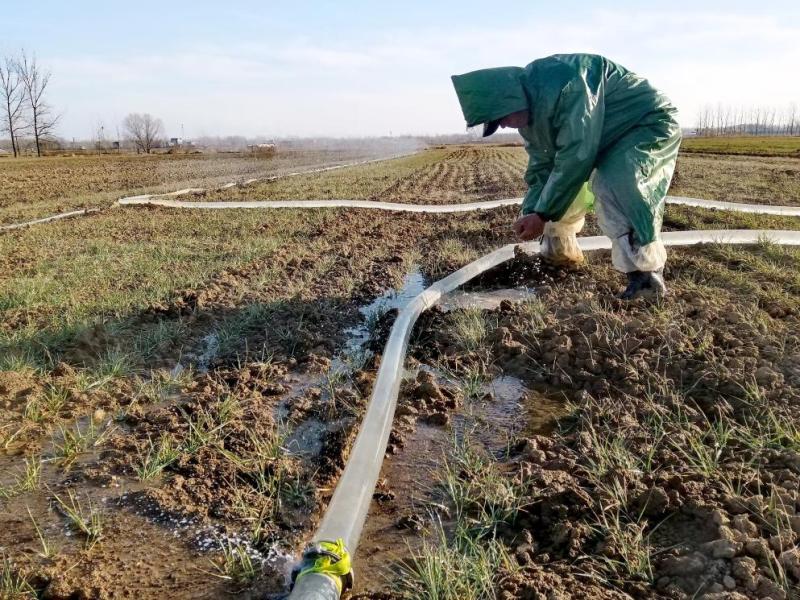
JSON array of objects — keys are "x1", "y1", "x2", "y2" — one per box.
[
  {"x1": 0, "y1": 208, "x2": 100, "y2": 232},
  {"x1": 117, "y1": 195, "x2": 800, "y2": 216},
  {"x1": 117, "y1": 151, "x2": 419, "y2": 204},
  {"x1": 290, "y1": 228, "x2": 800, "y2": 599}
]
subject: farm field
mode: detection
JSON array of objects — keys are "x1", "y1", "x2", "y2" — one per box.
[
  {"x1": 1, "y1": 140, "x2": 799, "y2": 599},
  {"x1": 670, "y1": 153, "x2": 800, "y2": 207},
  {"x1": 680, "y1": 136, "x2": 800, "y2": 157},
  {"x1": 0, "y1": 145, "x2": 415, "y2": 225}
]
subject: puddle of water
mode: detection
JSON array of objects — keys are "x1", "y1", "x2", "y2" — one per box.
[
  {"x1": 189, "y1": 523, "x2": 296, "y2": 585},
  {"x1": 438, "y1": 287, "x2": 535, "y2": 312},
  {"x1": 284, "y1": 417, "x2": 325, "y2": 456},
  {"x1": 170, "y1": 332, "x2": 219, "y2": 377},
  {"x1": 345, "y1": 268, "x2": 426, "y2": 350},
  {"x1": 195, "y1": 333, "x2": 220, "y2": 371},
  {"x1": 333, "y1": 268, "x2": 427, "y2": 373},
  {"x1": 487, "y1": 373, "x2": 527, "y2": 400},
  {"x1": 477, "y1": 374, "x2": 566, "y2": 449},
  {"x1": 276, "y1": 272, "x2": 428, "y2": 495},
  {"x1": 354, "y1": 421, "x2": 448, "y2": 591}
]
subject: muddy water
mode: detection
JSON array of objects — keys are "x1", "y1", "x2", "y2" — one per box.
[
  {"x1": 352, "y1": 370, "x2": 566, "y2": 594},
  {"x1": 480, "y1": 375, "x2": 567, "y2": 441},
  {"x1": 438, "y1": 287, "x2": 535, "y2": 312},
  {"x1": 279, "y1": 271, "x2": 429, "y2": 466},
  {"x1": 352, "y1": 286, "x2": 565, "y2": 592},
  {"x1": 354, "y1": 421, "x2": 448, "y2": 590},
  {"x1": 337, "y1": 268, "x2": 426, "y2": 364},
  {"x1": 0, "y1": 455, "x2": 234, "y2": 598}
]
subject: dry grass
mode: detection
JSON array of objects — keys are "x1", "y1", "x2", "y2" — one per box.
[
  {"x1": 680, "y1": 136, "x2": 800, "y2": 156},
  {"x1": 0, "y1": 147, "x2": 392, "y2": 223},
  {"x1": 670, "y1": 153, "x2": 800, "y2": 206}
]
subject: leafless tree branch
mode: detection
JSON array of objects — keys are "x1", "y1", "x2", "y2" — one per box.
[
  {"x1": 0, "y1": 55, "x2": 27, "y2": 157},
  {"x1": 15, "y1": 50, "x2": 60, "y2": 157},
  {"x1": 123, "y1": 113, "x2": 164, "y2": 154}
]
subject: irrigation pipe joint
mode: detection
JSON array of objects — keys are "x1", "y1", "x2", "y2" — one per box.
[{"x1": 290, "y1": 538, "x2": 354, "y2": 598}]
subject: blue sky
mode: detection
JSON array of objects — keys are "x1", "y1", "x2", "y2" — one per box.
[{"x1": 3, "y1": 0, "x2": 799, "y2": 139}]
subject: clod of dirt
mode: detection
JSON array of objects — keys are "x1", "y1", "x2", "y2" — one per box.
[
  {"x1": 396, "y1": 513, "x2": 425, "y2": 532},
  {"x1": 0, "y1": 370, "x2": 39, "y2": 406},
  {"x1": 389, "y1": 370, "x2": 461, "y2": 450}
]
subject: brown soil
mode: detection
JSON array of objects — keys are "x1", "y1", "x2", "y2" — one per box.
[
  {"x1": 377, "y1": 146, "x2": 525, "y2": 204},
  {"x1": 0, "y1": 208, "x2": 522, "y2": 598},
  {"x1": 1, "y1": 356, "x2": 370, "y2": 597}
]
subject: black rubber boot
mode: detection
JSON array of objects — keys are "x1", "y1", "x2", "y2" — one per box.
[{"x1": 620, "y1": 269, "x2": 667, "y2": 300}]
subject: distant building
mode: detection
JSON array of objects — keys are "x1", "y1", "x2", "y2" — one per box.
[
  {"x1": 169, "y1": 137, "x2": 193, "y2": 147},
  {"x1": 248, "y1": 143, "x2": 276, "y2": 154}
]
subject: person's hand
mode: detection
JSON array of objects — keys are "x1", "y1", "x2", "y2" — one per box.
[{"x1": 513, "y1": 214, "x2": 546, "y2": 241}]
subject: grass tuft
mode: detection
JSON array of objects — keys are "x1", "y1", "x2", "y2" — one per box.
[
  {"x1": 209, "y1": 538, "x2": 258, "y2": 585},
  {"x1": 397, "y1": 522, "x2": 516, "y2": 600},
  {"x1": 440, "y1": 433, "x2": 526, "y2": 541},
  {"x1": 0, "y1": 456, "x2": 42, "y2": 500},
  {"x1": 449, "y1": 308, "x2": 490, "y2": 353},
  {"x1": 135, "y1": 435, "x2": 181, "y2": 481},
  {"x1": 180, "y1": 406, "x2": 226, "y2": 454},
  {"x1": 52, "y1": 418, "x2": 109, "y2": 468},
  {"x1": 0, "y1": 556, "x2": 36, "y2": 599},
  {"x1": 52, "y1": 490, "x2": 103, "y2": 549},
  {"x1": 27, "y1": 507, "x2": 58, "y2": 559}
]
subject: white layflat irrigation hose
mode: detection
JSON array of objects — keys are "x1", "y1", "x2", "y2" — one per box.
[
  {"x1": 117, "y1": 194, "x2": 800, "y2": 216},
  {"x1": 0, "y1": 208, "x2": 100, "y2": 232},
  {"x1": 118, "y1": 196, "x2": 524, "y2": 212},
  {"x1": 290, "y1": 228, "x2": 800, "y2": 599}
]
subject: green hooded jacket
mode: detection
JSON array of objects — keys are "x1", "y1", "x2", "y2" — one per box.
[{"x1": 452, "y1": 54, "x2": 680, "y2": 244}]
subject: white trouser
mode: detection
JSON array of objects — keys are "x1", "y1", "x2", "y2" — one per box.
[
  {"x1": 540, "y1": 179, "x2": 667, "y2": 273},
  {"x1": 591, "y1": 173, "x2": 667, "y2": 273}
]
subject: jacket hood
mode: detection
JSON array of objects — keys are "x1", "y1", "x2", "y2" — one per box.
[{"x1": 451, "y1": 66, "x2": 528, "y2": 127}]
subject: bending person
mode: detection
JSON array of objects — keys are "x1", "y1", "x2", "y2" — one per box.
[{"x1": 452, "y1": 53, "x2": 681, "y2": 299}]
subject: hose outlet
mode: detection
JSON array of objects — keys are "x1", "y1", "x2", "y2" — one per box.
[{"x1": 290, "y1": 538, "x2": 354, "y2": 595}]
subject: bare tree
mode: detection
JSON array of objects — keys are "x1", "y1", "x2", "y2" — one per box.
[
  {"x1": 16, "y1": 51, "x2": 59, "y2": 157},
  {"x1": 123, "y1": 113, "x2": 163, "y2": 154},
  {"x1": 0, "y1": 56, "x2": 26, "y2": 157}
]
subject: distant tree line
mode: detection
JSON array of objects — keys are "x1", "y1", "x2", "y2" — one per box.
[
  {"x1": 695, "y1": 103, "x2": 799, "y2": 137},
  {"x1": 85, "y1": 113, "x2": 164, "y2": 155},
  {"x1": 0, "y1": 50, "x2": 59, "y2": 157},
  {"x1": 0, "y1": 48, "x2": 168, "y2": 157}
]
